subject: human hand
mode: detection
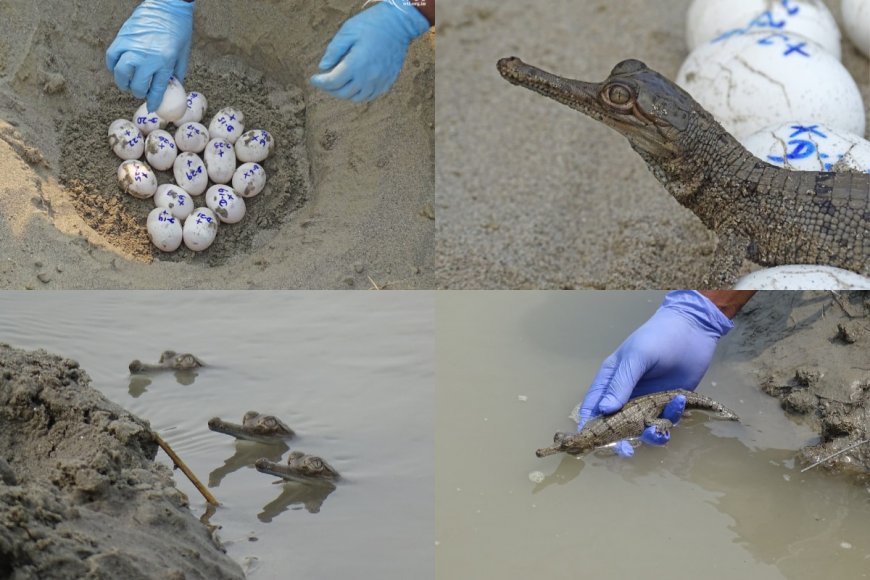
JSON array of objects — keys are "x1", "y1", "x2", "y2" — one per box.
[
  {"x1": 576, "y1": 291, "x2": 734, "y2": 456},
  {"x1": 310, "y1": 1, "x2": 430, "y2": 102},
  {"x1": 106, "y1": 0, "x2": 195, "y2": 113}
]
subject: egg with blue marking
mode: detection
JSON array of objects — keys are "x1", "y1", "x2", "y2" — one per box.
[
  {"x1": 146, "y1": 207, "x2": 183, "y2": 252},
  {"x1": 173, "y1": 152, "x2": 208, "y2": 196},
  {"x1": 232, "y1": 162, "x2": 267, "y2": 198},
  {"x1": 117, "y1": 159, "x2": 157, "y2": 199},
  {"x1": 133, "y1": 103, "x2": 167, "y2": 136},
  {"x1": 176, "y1": 91, "x2": 208, "y2": 125},
  {"x1": 145, "y1": 129, "x2": 178, "y2": 171},
  {"x1": 108, "y1": 120, "x2": 145, "y2": 160},
  {"x1": 174, "y1": 122, "x2": 209, "y2": 153},
  {"x1": 203, "y1": 138, "x2": 236, "y2": 184},
  {"x1": 155, "y1": 76, "x2": 188, "y2": 123},
  {"x1": 208, "y1": 107, "x2": 245, "y2": 144},
  {"x1": 205, "y1": 184, "x2": 246, "y2": 223},
  {"x1": 154, "y1": 184, "x2": 195, "y2": 221},
  {"x1": 183, "y1": 207, "x2": 219, "y2": 251},
  {"x1": 234, "y1": 130, "x2": 274, "y2": 163}
]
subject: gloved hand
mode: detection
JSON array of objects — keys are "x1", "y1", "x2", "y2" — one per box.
[
  {"x1": 106, "y1": 0, "x2": 195, "y2": 113},
  {"x1": 310, "y1": 1, "x2": 430, "y2": 102},
  {"x1": 576, "y1": 290, "x2": 734, "y2": 457}
]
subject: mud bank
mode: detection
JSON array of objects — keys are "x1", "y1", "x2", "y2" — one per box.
[
  {"x1": 729, "y1": 291, "x2": 870, "y2": 476},
  {"x1": 0, "y1": 344, "x2": 244, "y2": 579},
  {"x1": 0, "y1": 0, "x2": 434, "y2": 289}
]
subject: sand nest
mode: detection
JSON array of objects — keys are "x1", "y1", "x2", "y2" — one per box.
[
  {"x1": 0, "y1": 344, "x2": 244, "y2": 579},
  {"x1": 0, "y1": 0, "x2": 434, "y2": 289}
]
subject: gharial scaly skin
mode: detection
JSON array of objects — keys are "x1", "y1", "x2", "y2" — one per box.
[
  {"x1": 207, "y1": 411, "x2": 295, "y2": 444},
  {"x1": 497, "y1": 57, "x2": 870, "y2": 286},
  {"x1": 128, "y1": 350, "x2": 204, "y2": 373},
  {"x1": 255, "y1": 451, "x2": 339, "y2": 484},
  {"x1": 535, "y1": 389, "x2": 739, "y2": 458}
]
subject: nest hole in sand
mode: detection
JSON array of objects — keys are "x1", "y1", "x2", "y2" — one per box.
[{"x1": 58, "y1": 62, "x2": 309, "y2": 266}]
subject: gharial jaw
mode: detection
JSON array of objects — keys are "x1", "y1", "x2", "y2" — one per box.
[{"x1": 535, "y1": 431, "x2": 596, "y2": 458}]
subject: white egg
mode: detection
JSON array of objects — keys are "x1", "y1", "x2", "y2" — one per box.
[
  {"x1": 232, "y1": 162, "x2": 267, "y2": 198},
  {"x1": 676, "y1": 32, "x2": 865, "y2": 140},
  {"x1": 176, "y1": 91, "x2": 209, "y2": 125},
  {"x1": 108, "y1": 120, "x2": 145, "y2": 160},
  {"x1": 117, "y1": 159, "x2": 157, "y2": 199},
  {"x1": 173, "y1": 152, "x2": 208, "y2": 196},
  {"x1": 234, "y1": 130, "x2": 274, "y2": 163},
  {"x1": 154, "y1": 183, "x2": 195, "y2": 221},
  {"x1": 183, "y1": 207, "x2": 219, "y2": 251},
  {"x1": 146, "y1": 208, "x2": 183, "y2": 252},
  {"x1": 108, "y1": 118, "x2": 131, "y2": 136},
  {"x1": 686, "y1": 0, "x2": 841, "y2": 60},
  {"x1": 174, "y1": 122, "x2": 210, "y2": 153},
  {"x1": 203, "y1": 138, "x2": 236, "y2": 184},
  {"x1": 208, "y1": 107, "x2": 245, "y2": 144},
  {"x1": 155, "y1": 76, "x2": 188, "y2": 123},
  {"x1": 742, "y1": 122, "x2": 870, "y2": 173},
  {"x1": 144, "y1": 129, "x2": 178, "y2": 171},
  {"x1": 205, "y1": 184, "x2": 246, "y2": 223},
  {"x1": 734, "y1": 265, "x2": 870, "y2": 290},
  {"x1": 843, "y1": 0, "x2": 870, "y2": 58},
  {"x1": 133, "y1": 103, "x2": 167, "y2": 136}
]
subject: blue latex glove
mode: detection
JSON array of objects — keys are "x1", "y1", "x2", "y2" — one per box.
[
  {"x1": 576, "y1": 291, "x2": 734, "y2": 457},
  {"x1": 106, "y1": 0, "x2": 195, "y2": 113},
  {"x1": 310, "y1": 1, "x2": 430, "y2": 102}
]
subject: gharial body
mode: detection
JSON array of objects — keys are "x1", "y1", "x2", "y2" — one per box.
[
  {"x1": 128, "y1": 350, "x2": 204, "y2": 373},
  {"x1": 497, "y1": 57, "x2": 870, "y2": 285},
  {"x1": 535, "y1": 389, "x2": 739, "y2": 458}
]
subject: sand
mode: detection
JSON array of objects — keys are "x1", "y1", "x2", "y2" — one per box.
[
  {"x1": 0, "y1": 344, "x2": 245, "y2": 579},
  {"x1": 435, "y1": 0, "x2": 870, "y2": 289},
  {"x1": 729, "y1": 290, "x2": 870, "y2": 476},
  {"x1": 0, "y1": 0, "x2": 434, "y2": 289}
]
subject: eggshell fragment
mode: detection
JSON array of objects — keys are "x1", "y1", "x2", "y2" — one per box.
[
  {"x1": 734, "y1": 266, "x2": 870, "y2": 290},
  {"x1": 144, "y1": 129, "x2": 178, "y2": 171},
  {"x1": 176, "y1": 91, "x2": 209, "y2": 125},
  {"x1": 155, "y1": 76, "x2": 187, "y2": 123},
  {"x1": 174, "y1": 122, "x2": 209, "y2": 153},
  {"x1": 205, "y1": 184, "x2": 246, "y2": 223},
  {"x1": 108, "y1": 120, "x2": 145, "y2": 160},
  {"x1": 146, "y1": 208, "x2": 183, "y2": 252},
  {"x1": 686, "y1": 0, "x2": 841, "y2": 60},
  {"x1": 117, "y1": 159, "x2": 157, "y2": 199},
  {"x1": 208, "y1": 107, "x2": 245, "y2": 144},
  {"x1": 742, "y1": 122, "x2": 870, "y2": 173},
  {"x1": 133, "y1": 103, "x2": 167, "y2": 136},
  {"x1": 154, "y1": 184, "x2": 195, "y2": 221},
  {"x1": 183, "y1": 208, "x2": 219, "y2": 251},
  {"x1": 173, "y1": 152, "x2": 208, "y2": 196},
  {"x1": 232, "y1": 162, "x2": 267, "y2": 198},
  {"x1": 676, "y1": 32, "x2": 865, "y2": 139},
  {"x1": 234, "y1": 130, "x2": 274, "y2": 163},
  {"x1": 203, "y1": 138, "x2": 236, "y2": 184}
]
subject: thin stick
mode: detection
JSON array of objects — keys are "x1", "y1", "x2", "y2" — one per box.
[
  {"x1": 155, "y1": 434, "x2": 220, "y2": 506},
  {"x1": 800, "y1": 438, "x2": 870, "y2": 473}
]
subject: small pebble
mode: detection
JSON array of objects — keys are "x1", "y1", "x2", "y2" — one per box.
[
  {"x1": 37, "y1": 273, "x2": 51, "y2": 284},
  {"x1": 354, "y1": 262, "x2": 365, "y2": 274},
  {"x1": 528, "y1": 471, "x2": 545, "y2": 483}
]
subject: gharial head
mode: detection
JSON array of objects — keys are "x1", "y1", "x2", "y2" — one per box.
[
  {"x1": 497, "y1": 57, "x2": 701, "y2": 160},
  {"x1": 535, "y1": 429, "x2": 597, "y2": 458},
  {"x1": 241, "y1": 411, "x2": 295, "y2": 438}
]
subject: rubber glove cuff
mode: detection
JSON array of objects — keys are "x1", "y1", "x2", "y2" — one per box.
[
  {"x1": 660, "y1": 290, "x2": 734, "y2": 340},
  {"x1": 376, "y1": 1, "x2": 431, "y2": 39}
]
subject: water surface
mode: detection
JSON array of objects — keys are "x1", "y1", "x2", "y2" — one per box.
[
  {"x1": 436, "y1": 291, "x2": 870, "y2": 580},
  {"x1": 0, "y1": 291, "x2": 434, "y2": 579}
]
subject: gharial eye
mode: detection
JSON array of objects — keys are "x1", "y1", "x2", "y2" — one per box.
[{"x1": 607, "y1": 84, "x2": 632, "y2": 105}]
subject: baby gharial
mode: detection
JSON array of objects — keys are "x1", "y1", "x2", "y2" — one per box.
[
  {"x1": 255, "y1": 451, "x2": 340, "y2": 484},
  {"x1": 128, "y1": 350, "x2": 204, "y2": 373},
  {"x1": 207, "y1": 411, "x2": 295, "y2": 444}
]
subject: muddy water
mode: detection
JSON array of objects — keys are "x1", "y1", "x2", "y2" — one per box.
[
  {"x1": 0, "y1": 291, "x2": 434, "y2": 579},
  {"x1": 436, "y1": 292, "x2": 870, "y2": 580}
]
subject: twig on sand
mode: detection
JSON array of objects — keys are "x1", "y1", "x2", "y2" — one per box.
[
  {"x1": 155, "y1": 434, "x2": 219, "y2": 506},
  {"x1": 800, "y1": 438, "x2": 870, "y2": 473}
]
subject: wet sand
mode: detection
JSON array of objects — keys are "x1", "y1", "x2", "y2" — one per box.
[
  {"x1": 0, "y1": 0, "x2": 434, "y2": 289},
  {"x1": 434, "y1": 0, "x2": 870, "y2": 288},
  {"x1": 0, "y1": 344, "x2": 245, "y2": 579}
]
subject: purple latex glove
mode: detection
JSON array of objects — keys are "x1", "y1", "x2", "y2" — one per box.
[
  {"x1": 577, "y1": 291, "x2": 734, "y2": 456},
  {"x1": 106, "y1": 0, "x2": 195, "y2": 113}
]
